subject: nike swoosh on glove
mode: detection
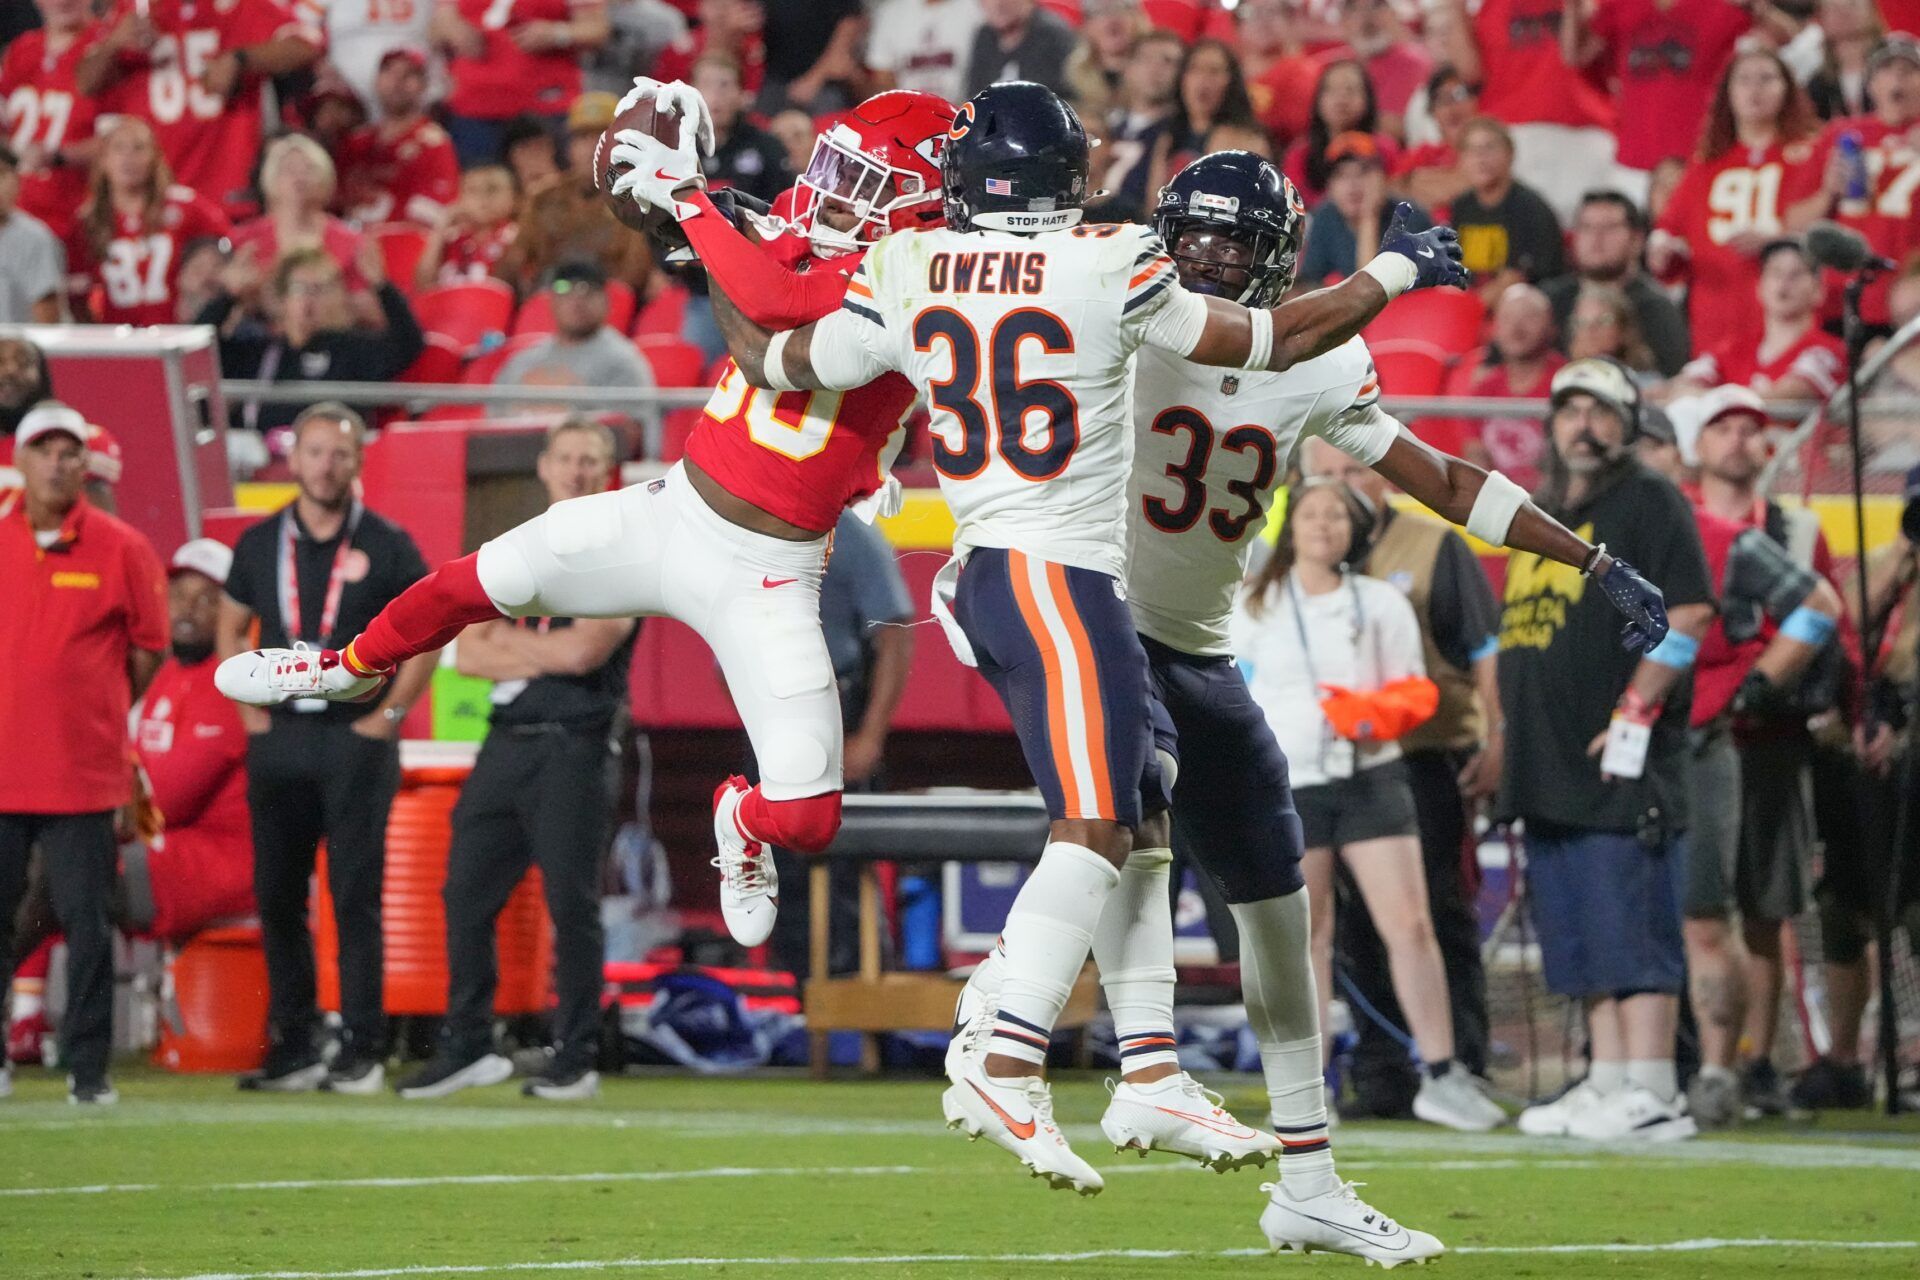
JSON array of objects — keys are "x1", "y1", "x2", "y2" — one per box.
[
  {"x1": 1379, "y1": 202, "x2": 1468, "y2": 290},
  {"x1": 1597, "y1": 558, "x2": 1669, "y2": 652},
  {"x1": 608, "y1": 129, "x2": 704, "y2": 221},
  {"x1": 615, "y1": 77, "x2": 717, "y2": 157}
]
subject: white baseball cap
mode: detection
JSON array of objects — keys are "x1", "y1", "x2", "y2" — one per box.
[
  {"x1": 169, "y1": 537, "x2": 233, "y2": 586},
  {"x1": 13, "y1": 401, "x2": 89, "y2": 451},
  {"x1": 1549, "y1": 358, "x2": 1640, "y2": 431},
  {"x1": 1695, "y1": 382, "x2": 1769, "y2": 431}
]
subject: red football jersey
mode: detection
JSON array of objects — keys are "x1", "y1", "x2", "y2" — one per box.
[
  {"x1": 1680, "y1": 325, "x2": 1844, "y2": 397},
  {"x1": 1472, "y1": 0, "x2": 1614, "y2": 130},
  {"x1": 0, "y1": 23, "x2": 104, "y2": 245},
  {"x1": 440, "y1": 0, "x2": 589, "y2": 120},
  {"x1": 338, "y1": 116, "x2": 460, "y2": 227},
  {"x1": 1785, "y1": 115, "x2": 1920, "y2": 325},
  {"x1": 437, "y1": 220, "x2": 518, "y2": 284},
  {"x1": 65, "y1": 186, "x2": 232, "y2": 326},
  {"x1": 1656, "y1": 139, "x2": 1818, "y2": 339},
  {"x1": 681, "y1": 209, "x2": 918, "y2": 534},
  {"x1": 98, "y1": 0, "x2": 322, "y2": 214}
]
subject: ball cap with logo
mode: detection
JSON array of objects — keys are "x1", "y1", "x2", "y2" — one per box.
[
  {"x1": 1549, "y1": 358, "x2": 1640, "y2": 435},
  {"x1": 169, "y1": 537, "x2": 233, "y2": 587}
]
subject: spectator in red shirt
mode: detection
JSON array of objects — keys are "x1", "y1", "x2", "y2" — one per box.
[
  {"x1": 1237, "y1": 0, "x2": 1322, "y2": 146},
  {"x1": 1440, "y1": 0, "x2": 1617, "y2": 223},
  {"x1": 0, "y1": 0, "x2": 106, "y2": 246},
  {"x1": 230, "y1": 134, "x2": 370, "y2": 300},
  {"x1": 65, "y1": 116, "x2": 232, "y2": 327},
  {"x1": 1428, "y1": 281, "x2": 1566, "y2": 482},
  {"x1": 653, "y1": 0, "x2": 768, "y2": 95},
  {"x1": 1329, "y1": 0, "x2": 1435, "y2": 138},
  {"x1": 78, "y1": 0, "x2": 323, "y2": 217},
  {"x1": 416, "y1": 164, "x2": 523, "y2": 289},
  {"x1": 336, "y1": 47, "x2": 460, "y2": 228},
  {"x1": 0, "y1": 403, "x2": 168, "y2": 1106},
  {"x1": 1561, "y1": 0, "x2": 1752, "y2": 203},
  {"x1": 1145, "y1": 37, "x2": 1270, "y2": 198},
  {"x1": 1785, "y1": 33, "x2": 1920, "y2": 328},
  {"x1": 1283, "y1": 58, "x2": 1399, "y2": 204},
  {"x1": 1672, "y1": 237, "x2": 1846, "y2": 402},
  {"x1": 431, "y1": 0, "x2": 611, "y2": 167},
  {"x1": 1650, "y1": 48, "x2": 1821, "y2": 341},
  {"x1": 1392, "y1": 64, "x2": 1481, "y2": 219}
]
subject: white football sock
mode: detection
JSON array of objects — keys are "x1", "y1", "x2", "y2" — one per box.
[
  {"x1": 1588, "y1": 1059, "x2": 1627, "y2": 1095},
  {"x1": 1231, "y1": 891, "x2": 1336, "y2": 1197},
  {"x1": 1090, "y1": 846, "x2": 1179, "y2": 1076},
  {"x1": 1627, "y1": 1058, "x2": 1678, "y2": 1102},
  {"x1": 988, "y1": 842, "x2": 1119, "y2": 1070}
]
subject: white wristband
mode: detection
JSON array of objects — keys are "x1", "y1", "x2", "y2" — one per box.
[
  {"x1": 1358, "y1": 253, "x2": 1419, "y2": 300},
  {"x1": 1242, "y1": 306, "x2": 1274, "y2": 371},
  {"x1": 764, "y1": 329, "x2": 798, "y2": 391},
  {"x1": 1465, "y1": 469, "x2": 1528, "y2": 546}
]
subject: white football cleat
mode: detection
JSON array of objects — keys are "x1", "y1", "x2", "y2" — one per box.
[
  {"x1": 1565, "y1": 1082, "x2": 1697, "y2": 1143},
  {"x1": 1261, "y1": 1179, "x2": 1445, "y2": 1269},
  {"x1": 1517, "y1": 1079, "x2": 1606, "y2": 1136},
  {"x1": 215, "y1": 644, "x2": 385, "y2": 707},
  {"x1": 943, "y1": 1057, "x2": 1104, "y2": 1195},
  {"x1": 1101, "y1": 1074, "x2": 1279, "y2": 1171},
  {"x1": 1411, "y1": 1062, "x2": 1507, "y2": 1132},
  {"x1": 711, "y1": 776, "x2": 777, "y2": 946}
]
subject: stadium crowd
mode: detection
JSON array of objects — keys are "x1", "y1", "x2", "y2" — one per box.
[{"x1": 1, "y1": 0, "x2": 1918, "y2": 1124}]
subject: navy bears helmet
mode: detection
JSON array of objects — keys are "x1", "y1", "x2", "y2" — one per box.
[
  {"x1": 941, "y1": 82, "x2": 1090, "y2": 234},
  {"x1": 1153, "y1": 151, "x2": 1305, "y2": 309}
]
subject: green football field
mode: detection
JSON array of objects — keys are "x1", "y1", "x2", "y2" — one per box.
[{"x1": 1, "y1": 1070, "x2": 1917, "y2": 1280}]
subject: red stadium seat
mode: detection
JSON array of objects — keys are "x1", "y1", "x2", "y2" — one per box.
[
  {"x1": 397, "y1": 334, "x2": 463, "y2": 385},
  {"x1": 660, "y1": 407, "x2": 704, "y2": 462},
  {"x1": 1368, "y1": 340, "x2": 1451, "y2": 398},
  {"x1": 636, "y1": 334, "x2": 708, "y2": 388},
  {"x1": 370, "y1": 223, "x2": 430, "y2": 295},
  {"x1": 633, "y1": 282, "x2": 690, "y2": 336},
  {"x1": 1364, "y1": 287, "x2": 1487, "y2": 359},
  {"x1": 605, "y1": 279, "x2": 636, "y2": 331},
  {"x1": 412, "y1": 279, "x2": 516, "y2": 353}
]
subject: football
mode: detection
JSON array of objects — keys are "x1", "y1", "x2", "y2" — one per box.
[{"x1": 595, "y1": 95, "x2": 691, "y2": 244}]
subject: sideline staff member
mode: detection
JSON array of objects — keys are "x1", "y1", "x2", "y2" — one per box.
[
  {"x1": 397, "y1": 420, "x2": 636, "y2": 1102},
  {"x1": 219, "y1": 404, "x2": 435, "y2": 1095},
  {"x1": 0, "y1": 403, "x2": 167, "y2": 1105}
]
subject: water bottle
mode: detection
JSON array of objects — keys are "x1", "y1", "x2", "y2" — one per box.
[{"x1": 1838, "y1": 131, "x2": 1869, "y2": 203}]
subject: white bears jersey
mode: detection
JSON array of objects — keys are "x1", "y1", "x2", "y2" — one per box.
[
  {"x1": 807, "y1": 220, "x2": 1211, "y2": 578},
  {"x1": 1127, "y1": 336, "x2": 1400, "y2": 656}
]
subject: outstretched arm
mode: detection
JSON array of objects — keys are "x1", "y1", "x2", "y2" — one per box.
[{"x1": 679, "y1": 191, "x2": 855, "y2": 329}]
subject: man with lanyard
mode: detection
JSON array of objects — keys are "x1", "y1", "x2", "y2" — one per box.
[
  {"x1": 396, "y1": 420, "x2": 636, "y2": 1102},
  {"x1": 1499, "y1": 358, "x2": 1717, "y2": 1142},
  {"x1": 1678, "y1": 384, "x2": 1844, "y2": 1127},
  {"x1": 217, "y1": 404, "x2": 434, "y2": 1095}
]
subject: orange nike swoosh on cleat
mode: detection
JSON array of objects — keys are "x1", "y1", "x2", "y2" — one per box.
[
  {"x1": 970, "y1": 1082, "x2": 1037, "y2": 1140},
  {"x1": 1153, "y1": 1106, "x2": 1260, "y2": 1139},
  {"x1": 761, "y1": 576, "x2": 797, "y2": 589}
]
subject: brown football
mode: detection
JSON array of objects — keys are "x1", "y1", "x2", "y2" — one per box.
[{"x1": 595, "y1": 96, "x2": 690, "y2": 246}]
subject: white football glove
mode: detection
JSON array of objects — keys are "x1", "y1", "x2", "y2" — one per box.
[
  {"x1": 608, "y1": 128, "x2": 704, "y2": 222},
  {"x1": 615, "y1": 76, "x2": 717, "y2": 158}
]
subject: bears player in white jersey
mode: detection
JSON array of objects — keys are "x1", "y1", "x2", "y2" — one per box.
[
  {"x1": 617, "y1": 81, "x2": 1670, "y2": 1209},
  {"x1": 214, "y1": 81, "x2": 957, "y2": 950}
]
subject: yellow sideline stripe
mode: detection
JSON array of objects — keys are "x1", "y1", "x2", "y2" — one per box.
[{"x1": 232, "y1": 484, "x2": 1905, "y2": 556}]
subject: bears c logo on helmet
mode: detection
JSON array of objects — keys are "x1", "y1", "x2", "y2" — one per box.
[{"x1": 948, "y1": 102, "x2": 975, "y2": 141}]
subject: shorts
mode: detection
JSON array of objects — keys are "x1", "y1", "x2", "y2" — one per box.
[
  {"x1": 1143, "y1": 634, "x2": 1305, "y2": 902},
  {"x1": 953, "y1": 547, "x2": 1160, "y2": 827},
  {"x1": 1684, "y1": 726, "x2": 1814, "y2": 922},
  {"x1": 1292, "y1": 761, "x2": 1419, "y2": 852},
  {"x1": 1524, "y1": 821, "x2": 1686, "y2": 999}
]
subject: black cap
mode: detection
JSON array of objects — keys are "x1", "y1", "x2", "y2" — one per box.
[{"x1": 548, "y1": 259, "x2": 608, "y2": 290}]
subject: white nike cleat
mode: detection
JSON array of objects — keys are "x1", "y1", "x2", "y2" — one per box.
[
  {"x1": 1411, "y1": 1062, "x2": 1507, "y2": 1132},
  {"x1": 1517, "y1": 1079, "x2": 1607, "y2": 1136},
  {"x1": 1565, "y1": 1083, "x2": 1697, "y2": 1143},
  {"x1": 215, "y1": 644, "x2": 385, "y2": 707},
  {"x1": 943, "y1": 1058, "x2": 1104, "y2": 1195},
  {"x1": 945, "y1": 950, "x2": 1005, "y2": 1080},
  {"x1": 711, "y1": 776, "x2": 777, "y2": 946},
  {"x1": 1260, "y1": 1179, "x2": 1445, "y2": 1268},
  {"x1": 1101, "y1": 1074, "x2": 1280, "y2": 1171}
]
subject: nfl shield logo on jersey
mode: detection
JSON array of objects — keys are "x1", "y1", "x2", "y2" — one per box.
[{"x1": 1220, "y1": 375, "x2": 1240, "y2": 396}]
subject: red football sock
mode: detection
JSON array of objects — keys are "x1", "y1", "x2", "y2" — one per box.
[
  {"x1": 14, "y1": 937, "x2": 52, "y2": 982},
  {"x1": 346, "y1": 553, "x2": 501, "y2": 675},
  {"x1": 736, "y1": 786, "x2": 842, "y2": 854}
]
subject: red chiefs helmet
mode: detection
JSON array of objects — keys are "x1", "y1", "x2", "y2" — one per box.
[{"x1": 789, "y1": 90, "x2": 956, "y2": 257}]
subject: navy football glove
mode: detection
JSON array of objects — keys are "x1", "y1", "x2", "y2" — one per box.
[
  {"x1": 1379, "y1": 203, "x2": 1468, "y2": 290},
  {"x1": 1598, "y1": 557, "x2": 1669, "y2": 653}
]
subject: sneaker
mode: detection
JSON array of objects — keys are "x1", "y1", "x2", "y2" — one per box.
[
  {"x1": 1411, "y1": 1062, "x2": 1506, "y2": 1132},
  {"x1": 1789, "y1": 1057, "x2": 1873, "y2": 1112},
  {"x1": 1100, "y1": 1074, "x2": 1280, "y2": 1172},
  {"x1": 523, "y1": 1064, "x2": 601, "y2": 1100},
  {"x1": 325, "y1": 1055, "x2": 387, "y2": 1096},
  {"x1": 215, "y1": 644, "x2": 385, "y2": 707},
  {"x1": 1260, "y1": 1179, "x2": 1445, "y2": 1268},
  {"x1": 238, "y1": 1043, "x2": 328, "y2": 1093},
  {"x1": 1741, "y1": 1058, "x2": 1788, "y2": 1118},
  {"x1": 1687, "y1": 1067, "x2": 1742, "y2": 1129},
  {"x1": 7, "y1": 1010, "x2": 49, "y2": 1065},
  {"x1": 396, "y1": 1050, "x2": 513, "y2": 1100},
  {"x1": 67, "y1": 1075, "x2": 118, "y2": 1106},
  {"x1": 1565, "y1": 1082, "x2": 1697, "y2": 1142},
  {"x1": 711, "y1": 776, "x2": 777, "y2": 946},
  {"x1": 943, "y1": 1058, "x2": 1103, "y2": 1195},
  {"x1": 1517, "y1": 1079, "x2": 1605, "y2": 1136}
]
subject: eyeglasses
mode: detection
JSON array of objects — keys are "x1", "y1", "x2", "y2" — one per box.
[
  {"x1": 1437, "y1": 84, "x2": 1478, "y2": 104},
  {"x1": 550, "y1": 278, "x2": 602, "y2": 296}
]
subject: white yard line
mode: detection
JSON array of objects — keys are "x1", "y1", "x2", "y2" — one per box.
[
  {"x1": 117, "y1": 1238, "x2": 1920, "y2": 1280},
  {"x1": 0, "y1": 1165, "x2": 921, "y2": 1198}
]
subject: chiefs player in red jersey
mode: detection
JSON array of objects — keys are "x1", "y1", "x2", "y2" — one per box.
[
  {"x1": 77, "y1": 0, "x2": 322, "y2": 216},
  {"x1": 336, "y1": 47, "x2": 459, "y2": 227},
  {"x1": 218, "y1": 83, "x2": 957, "y2": 949},
  {"x1": 64, "y1": 117, "x2": 230, "y2": 326},
  {"x1": 0, "y1": 0, "x2": 105, "y2": 245},
  {"x1": 1651, "y1": 49, "x2": 1820, "y2": 345}
]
